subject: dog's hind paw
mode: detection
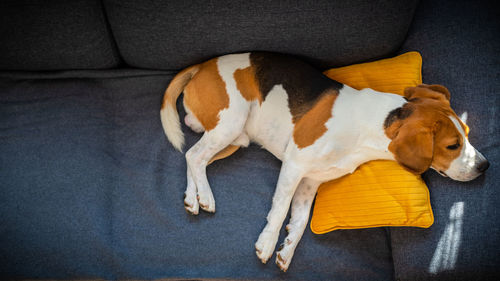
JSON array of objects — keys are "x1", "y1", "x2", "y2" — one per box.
[
  {"x1": 184, "y1": 193, "x2": 199, "y2": 215},
  {"x1": 197, "y1": 190, "x2": 216, "y2": 213}
]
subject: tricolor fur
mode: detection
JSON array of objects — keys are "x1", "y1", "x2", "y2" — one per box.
[{"x1": 160, "y1": 52, "x2": 489, "y2": 271}]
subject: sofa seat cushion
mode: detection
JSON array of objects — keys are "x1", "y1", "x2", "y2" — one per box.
[{"x1": 0, "y1": 69, "x2": 394, "y2": 280}]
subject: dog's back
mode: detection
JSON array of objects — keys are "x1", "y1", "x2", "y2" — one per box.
[{"x1": 162, "y1": 52, "x2": 345, "y2": 159}]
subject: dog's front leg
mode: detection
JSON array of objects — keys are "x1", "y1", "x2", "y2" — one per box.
[
  {"x1": 255, "y1": 161, "x2": 305, "y2": 264},
  {"x1": 276, "y1": 177, "x2": 320, "y2": 271}
]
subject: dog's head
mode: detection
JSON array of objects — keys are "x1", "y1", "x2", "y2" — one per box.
[{"x1": 385, "y1": 84, "x2": 489, "y2": 181}]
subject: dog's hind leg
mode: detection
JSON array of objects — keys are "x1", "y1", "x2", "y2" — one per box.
[
  {"x1": 185, "y1": 108, "x2": 249, "y2": 213},
  {"x1": 276, "y1": 177, "x2": 320, "y2": 271},
  {"x1": 184, "y1": 166, "x2": 199, "y2": 215}
]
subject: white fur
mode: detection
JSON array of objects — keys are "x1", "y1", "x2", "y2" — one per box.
[
  {"x1": 275, "y1": 177, "x2": 320, "y2": 271},
  {"x1": 255, "y1": 160, "x2": 305, "y2": 264},
  {"x1": 232, "y1": 133, "x2": 250, "y2": 147},
  {"x1": 245, "y1": 84, "x2": 294, "y2": 160},
  {"x1": 444, "y1": 115, "x2": 487, "y2": 181},
  {"x1": 160, "y1": 104, "x2": 184, "y2": 152},
  {"x1": 294, "y1": 86, "x2": 406, "y2": 180},
  {"x1": 183, "y1": 53, "x2": 252, "y2": 213}
]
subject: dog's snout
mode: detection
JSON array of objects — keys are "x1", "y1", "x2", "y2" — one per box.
[{"x1": 476, "y1": 160, "x2": 490, "y2": 173}]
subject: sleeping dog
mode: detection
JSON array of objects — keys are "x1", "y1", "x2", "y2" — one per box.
[{"x1": 160, "y1": 52, "x2": 489, "y2": 271}]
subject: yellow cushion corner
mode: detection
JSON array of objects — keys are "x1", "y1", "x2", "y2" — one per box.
[
  {"x1": 323, "y1": 51, "x2": 422, "y2": 95},
  {"x1": 311, "y1": 51, "x2": 434, "y2": 234}
]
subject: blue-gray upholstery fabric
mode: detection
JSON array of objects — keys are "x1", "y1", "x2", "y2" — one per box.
[
  {"x1": 390, "y1": 0, "x2": 500, "y2": 280},
  {"x1": 0, "y1": 0, "x2": 120, "y2": 70},
  {"x1": 0, "y1": 70, "x2": 394, "y2": 280},
  {"x1": 103, "y1": 0, "x2": 418, "y2": 70},
  {"x1": 1, "y1": 0, "x2": 499, "y2": 279}
]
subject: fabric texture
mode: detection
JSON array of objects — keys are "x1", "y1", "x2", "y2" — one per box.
[
  {"x1": 103, "y1": 0, "x2": 418, "y2": 70},
  {"x1": 389, "y1": 0, "x2": 500, "y2": 280},
  {"x1": 0, "y1": 70, "x2": 394, "y2": 280},
  {"x1": 312, "y1": 161, "x2": 433, "y2": 233},
  {"x1": 323, "y1": 51, "x2": 423, "y2": 96},
  {"x1": 0, "y1": 0, "x2": 120, "y2": 70}
]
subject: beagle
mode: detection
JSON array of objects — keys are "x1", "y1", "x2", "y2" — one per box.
[{"x1": 160, "y1": 52, "x2": 489, "y2": 271}]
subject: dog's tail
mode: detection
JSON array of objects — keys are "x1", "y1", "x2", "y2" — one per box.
[{"x1": 160, "y1": 65, "x2": 199, "y2": 152}]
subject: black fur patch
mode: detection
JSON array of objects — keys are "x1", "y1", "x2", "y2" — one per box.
[
  {"x1": 384, "y1": 103, "x2": 414, "y2": 129},
  {"x1": 250, "y1": 52, "x2": 343, "y2": 118}
]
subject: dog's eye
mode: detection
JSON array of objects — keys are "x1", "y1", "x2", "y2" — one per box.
[{"x1": 446, "y1": 143, "x2": 460, "y2": 150}]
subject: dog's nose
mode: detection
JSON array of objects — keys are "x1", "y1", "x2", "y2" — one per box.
[{"x1": 476, "y1": 160, "x2": 490, "y2": 173}]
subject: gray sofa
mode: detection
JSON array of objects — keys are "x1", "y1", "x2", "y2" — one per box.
[{"x1": 1, "y1": 0, "x2": 498, "y2": 280}]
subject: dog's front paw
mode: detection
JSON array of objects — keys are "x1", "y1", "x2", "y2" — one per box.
[
  {"x1": 275, "y1": 240, "x2": 294, "y2": 272},
  {"x1": 255, "y1": 230, "x2": 279, "y2": 264}
]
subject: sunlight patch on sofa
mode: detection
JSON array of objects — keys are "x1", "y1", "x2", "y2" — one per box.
[
  {"x1": 429, "y1": 201, "x2": 464, "y2": 274},
  {"x1": 459, "y1": 111, "x2": 468, "y2": 124}
]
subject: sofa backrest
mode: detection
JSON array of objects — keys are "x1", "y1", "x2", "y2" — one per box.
[
  {"x1": 0, "y1": 0, "x2": 120, "y2": 71},
  {"x1": 0, "y1": 0, "x2": 419, "y2": 71},
  {"x1": 103, "y1": 0, "x2": 419, "y2": 69}
]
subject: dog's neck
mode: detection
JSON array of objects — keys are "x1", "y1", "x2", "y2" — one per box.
[
  {"x1": 335, "y1": 85, "x2": 407, "y2": 164},
  {"x1": 301, "y1": 86, "x2": 407, "y2": 180}
]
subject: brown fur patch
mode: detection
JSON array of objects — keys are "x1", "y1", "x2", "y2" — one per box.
[
  {"x1": 388, "y1": 122, "x2": 435, "y2": 174},
  {"x1": 208, "y1": 145, "x2": 240, "y2": 165},
  {"x1": 417, "y1": 84, "x2": 450, "y2": 100},
  {"x1": 430, "y1": 116, "x2": 464, "y2": 172},
  {"x1": 183, "y1": 58, "x2": 229, "y2": 131},
  {"x1": 291, "y1": 100, "x2": 326, "y2": 123},
  {"x1": 234, "y1": 65, "x2": 262, "y2": 103},
  {"x1": 385, "y1": 97, "x2": 465, "y2": 174},
  {"x1": 161, "y1": 65, "x2": 199, "y2": 110},
  {"x1": 293, "y1": 91, "x2": 338, "y2": 149},
  {"x1": 404, "y1": 85, "x2": 451, "y2": 102}
]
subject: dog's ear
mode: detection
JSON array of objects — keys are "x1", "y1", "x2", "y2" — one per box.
[
  {"x1": 404, "y1": 84, "x2": 451, "y2": 101},
  {"x1": 388, "y1": 122, "x2": 435, "y2": 174},
  {"x1": 418, "y1": 84, "x2": 451, "y2": 100}
]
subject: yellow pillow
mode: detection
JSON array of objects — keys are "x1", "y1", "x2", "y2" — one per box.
[{"x1": 311, "y1": 51, "x2": 434, "y2": 234}]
